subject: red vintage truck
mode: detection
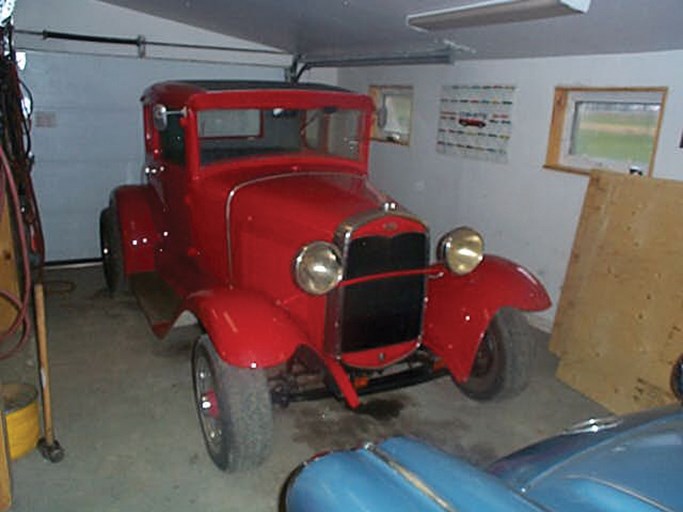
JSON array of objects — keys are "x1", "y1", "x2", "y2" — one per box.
[{"x1": 100, "y1": 80, "x2": 550, "y2": 472}]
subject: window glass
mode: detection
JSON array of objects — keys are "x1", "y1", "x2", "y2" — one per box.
[
  {"x1": 383, "y1": 93, "x2": 413, "y2": 136},
  {"x1": 369, "y1": 85, "x2": 413, "y2": 145},
  {"x1": 160, "y1": 113, "x2": 185, "y2": 164},
  {"x1": 570, "y1": 101, "x2": 660, "y2": 170},
  {"x1": 198, "y1": 107, "x2": 363, "y2": 166},
  {"x1": 303, "y1": 108, "x2": 361, "y2": 160},
  {"x1": 198, "y1": 109, "x2": 260, "y2": 138},
  {"x1": 327, "y1": 109, "x2": 361, "y2": 160},
  {"x1": 545, "y1": 88, "x2": 666, "y2": 176}
]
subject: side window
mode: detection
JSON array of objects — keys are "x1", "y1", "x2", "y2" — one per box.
[
  {"x1": 369, "y1": 85, "x2": 414, "y2": 145},
  {"x1": 327, "y1": 109, "x2": 361, "y2": 160},
  {"x1": 159, "y1": 113, "x2": 185, "y2": 164},
  {"x1": 545, "y1": 87, "x2": 667, "y2": 176},
  {"x1": 302, "y1": 108, "x2": 362, "y2": 161}
]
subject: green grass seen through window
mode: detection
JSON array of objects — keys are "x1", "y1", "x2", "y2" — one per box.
[{"x1": 571, "y1": 107, "x2": 659, "y2": 166}]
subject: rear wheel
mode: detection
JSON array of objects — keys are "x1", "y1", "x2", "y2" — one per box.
[
  {"x1": 99, "y1": 207, "x2": 125, "y2": 294},
  {"x1": 456, "y1": 308, "x2": 535, "y2": 401},
  {"x1": 192, "y1": 335, "x2": 273, "y2": 471}
]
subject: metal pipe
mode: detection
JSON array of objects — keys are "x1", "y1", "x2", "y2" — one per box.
[{"x1": 16, "y1": 29, "x2": 288, "y2": 57}]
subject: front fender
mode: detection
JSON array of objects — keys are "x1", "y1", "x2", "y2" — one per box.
[
  {"x1": 113, "y1": 185, "x2": 161, "y2": 275},
  {"x1": 423, "y1": 255, "x2": 550, "y2": 382},
  {"x1": 185, "y1": 288, "x2": 304, "y2": 369},
  {"x1": 286, "y1": 436, "x2": 544, "y2": 512}
]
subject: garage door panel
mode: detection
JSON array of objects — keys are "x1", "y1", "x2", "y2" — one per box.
[{"x1": 20, "y1": 50, "x2": 283, "y2": 261}]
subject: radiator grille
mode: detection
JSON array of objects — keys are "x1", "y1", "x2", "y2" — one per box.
[
  {"x1": 337, "y1": 232, "x2": 428, "y2": 353},
  {"x1": 345, "y1": 232, "x2": 427, "y2": 279},
  {"x1": 339, "y1": 275, "x2": 425, "y2": 352}
]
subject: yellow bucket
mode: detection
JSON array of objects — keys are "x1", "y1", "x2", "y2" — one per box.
[{"x1": 1, "y1": 383, "x2": 39, "y2": 460}]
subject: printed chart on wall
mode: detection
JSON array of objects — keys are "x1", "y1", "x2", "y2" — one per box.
[{"x1": 436, "y1": 84, "x2": 516, "y2": 163}]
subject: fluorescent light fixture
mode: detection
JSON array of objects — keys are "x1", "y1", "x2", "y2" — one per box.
[
  {"x1": 407, "y1": 0, "x2": 591, "y2": 31},
  {"x1": 300, "y1": 47, "x2": 457, "y2": 68}
]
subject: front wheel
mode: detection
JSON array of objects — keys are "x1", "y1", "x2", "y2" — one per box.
[
  {"x1": 192, "y1": 335, "x2": 273, "y2": 471},
  {"x1": 456, "y1": 308, "x2": 535, "y2": 401}
]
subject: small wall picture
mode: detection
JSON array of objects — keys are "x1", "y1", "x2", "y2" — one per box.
[{"x1": 436, "y1": 84, "x2": 516, "y2": 163}]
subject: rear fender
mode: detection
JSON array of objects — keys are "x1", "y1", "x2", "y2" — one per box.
[
  {"x1": 113, "y1": 185, "x2": 161, "y2": 275},
  {"x1": 185, "y1": 288, "x2": 304, "y2": 369},
  {"x1": 423, "y1": 255, "x2": 550, "y2": 382}
]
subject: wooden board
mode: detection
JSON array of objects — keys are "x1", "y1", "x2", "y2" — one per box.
[
  {"x1": 0, "y1": 202, "x2": 19, "y2": 332},
  {"x1": 550, "y1": 170, "x2": 682, "y2": 414},
  {"x1": 0, "y1": 391, "x2": 12, "y2": 511}
]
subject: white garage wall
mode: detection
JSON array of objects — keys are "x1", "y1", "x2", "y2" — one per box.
[
  {"x1": 339, "y1": 50, "x2": 683, "y2": 326},
  {"x1": 13, "y1": 0, "x2": 294, "y2": 261}
]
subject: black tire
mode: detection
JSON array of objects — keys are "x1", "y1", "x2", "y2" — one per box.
[
  {"x1": 192, "y1": 335, "x2": 273, "y2": 471},
  {"x1": 99, "y1": 206, "x2": 125, "y2": 294},
  {"x1": 456, "y1": 308, "x2": 535, "y2": 401}
]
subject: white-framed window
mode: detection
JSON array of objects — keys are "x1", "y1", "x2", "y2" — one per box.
[
  {"x1": 369, "y1": 85, "x2": 413, "y2": 145},
  {"x1": 545, "y1": 87, "x2": 667, "y2": 176}
]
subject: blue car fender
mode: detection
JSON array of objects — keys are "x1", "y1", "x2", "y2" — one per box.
[{"x1": 285, "y1": 437, "x2": 544, "y2": 512}]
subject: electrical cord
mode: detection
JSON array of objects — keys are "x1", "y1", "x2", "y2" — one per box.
[
  {"x1": 0, "y1": 21, "x2": 43, "y2": 359},
  {"x1": 0, "y1": 143, "x2": 32, "y2": 359}
]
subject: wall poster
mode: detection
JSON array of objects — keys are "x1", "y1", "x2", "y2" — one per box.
[{"x1": 436, "y1": 84, "x2": 516, "y2": 163}]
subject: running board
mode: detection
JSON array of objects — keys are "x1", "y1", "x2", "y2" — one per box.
[{"x1": 129, "y1": 272, "x2": 197, "y2": 337}]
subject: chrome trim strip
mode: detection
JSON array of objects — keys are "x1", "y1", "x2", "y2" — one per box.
[
  {"x1": 324, "y1": 285, "x2": 344, "y2": 357},
  {"x1": 225, "y1": 171, "x2": 367, "y2": 279},
  {"x1": 365, "y1": 179, "x2": 391, "y2": 204},
  {"x1": 365, "y1": 443, "x2": 459, "y2": 512},
  {"x1": 562, "y1": 416, "x2": 623, "y2": 435},
  {"x1": 47, "y1": 260, "x2": 102, "y2": 270},
  {"x1": 561, "y1": 475, "x2": 676, "y2": 512}
]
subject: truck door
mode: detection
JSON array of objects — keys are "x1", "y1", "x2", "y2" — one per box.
[{"x1": 148, "y1": 108, "x2": 193, "y2": 262}]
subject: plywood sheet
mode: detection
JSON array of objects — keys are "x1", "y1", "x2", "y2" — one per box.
[
  {"x1": 0, "y1": 202, "x2": 19, "y2": 333},
  {"x1": 0, "y1": 393, "x2": 12, "y2": 511},
  {"x1": 550, "y1": 170, "x2": 682, "y2": 414}
]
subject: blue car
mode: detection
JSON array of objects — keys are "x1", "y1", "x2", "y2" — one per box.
[{"x1": 286, "y1": 386, "x2": 683, "y2": 511}]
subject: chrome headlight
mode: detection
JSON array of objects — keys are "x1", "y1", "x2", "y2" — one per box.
[
  {"x1": 294, "y1": 242, "x2": 343, "y2": 295},
  {"x1": 438, "y1": 227, "x2": 484, "y2": 275}
]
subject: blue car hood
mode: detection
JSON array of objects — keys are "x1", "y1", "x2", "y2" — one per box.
[
  {"x1": 490, "y1": 406, "x2": 683, "y2": 512},
  {"x1": 286, "y1": 437, "x2": 544, "y2": 512}
]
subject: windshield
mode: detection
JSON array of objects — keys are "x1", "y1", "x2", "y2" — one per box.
[{"x1": 197, "y1": 107, "x2": 363, "y2": 166}]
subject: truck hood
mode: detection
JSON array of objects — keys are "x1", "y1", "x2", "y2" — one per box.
[
  {"x1": 228, "y1": 172, "x2": 387, "y2": 243},
  {"x1": 286, "y1": 437, "x2": 543, "y2": 512}
]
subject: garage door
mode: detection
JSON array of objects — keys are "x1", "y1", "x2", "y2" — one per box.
[{"x1": 23, "y1": 51, "x2": 282, "y2": 261}]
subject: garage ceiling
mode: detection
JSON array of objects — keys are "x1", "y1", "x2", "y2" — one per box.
[{"x1": 100, "y1": 0, "x2": 683, "y2": 63}]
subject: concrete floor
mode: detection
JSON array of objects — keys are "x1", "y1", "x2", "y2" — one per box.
[{"x1": 2, "y1": 265, "x2": 606, "y2": 511}]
